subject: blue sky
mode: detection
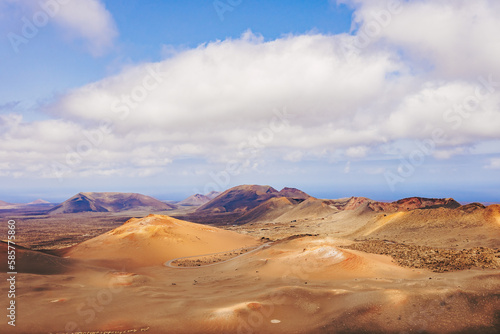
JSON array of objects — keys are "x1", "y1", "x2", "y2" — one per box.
[
  {"x1": 0, "y1": 0, "x2": 352, "y2": 112},
  {"x1": 0, "y1": 0, "x2": 499, "y2": 203}
]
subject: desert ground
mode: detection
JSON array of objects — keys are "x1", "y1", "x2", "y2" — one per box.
[{"x1": 1, "y1": 187, "x2": 499, "y2": 333}]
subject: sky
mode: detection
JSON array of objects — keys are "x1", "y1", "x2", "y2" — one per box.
[{"x1": 0, "y1": 0, "x2": 499, "y2": 203}]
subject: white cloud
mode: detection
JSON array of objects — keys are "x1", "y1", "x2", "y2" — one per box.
[
  {"x1": 344, "y1": 161, "x2": 351, "y2": 174},
  {"x1": 1, "y1": 0, "x2": 117, "y2": 56},
  {"x1": 485, "y1": 158, "x2": 500, "y2": 170},
  {"x1": 54, "y1": 32, "x2": 402, "y2": 129},
  {"x1": 284, "y1": 151, "x2": 304, "y2": 163},
  {"x1": 384, "y1": 80, "x2": 500, "y2": 144},
  {"x1": 343, "y1": 0, "x2": 500, "y2": 79},
  {"x1": 47, "y1": 29, "x2": 498, "y2": 167},
  {"x1": 346, "y1": 146, "x2": 368, "y2": 158},
  {"x1": 43, "y1": 31, "x2": 406, "y2": 172},
  {"x1": 433, "y1": 147, "x2": 465, "y2": 160},
  {"x1": 53, "y1": 0, "x2": 118, "y2": 56}
]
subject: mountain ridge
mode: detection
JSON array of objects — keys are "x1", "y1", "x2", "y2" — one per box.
[
  {"x1": 48, "y1": 192, "x2": 176, "y2": 214},
  {"x1": 194, "y1": 185, "x2": 311, "y2": 215}
]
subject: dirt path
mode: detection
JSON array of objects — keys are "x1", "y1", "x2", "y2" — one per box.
[{"x1": 164, "y1": 242, "x2": 272, "y2": 268}]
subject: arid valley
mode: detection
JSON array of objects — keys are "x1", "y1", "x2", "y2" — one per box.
[
  {"x1": 1, "y1": 185, "x2": 499, "y2": 333},
  {"x1": 3, "y1": 1, "x2": 500, "y2": 333}
]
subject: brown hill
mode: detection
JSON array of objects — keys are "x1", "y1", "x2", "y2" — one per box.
[
  {"x1": 326, "y1": 196, "x2": 373, "y2": 211},
  {"x1": 63, "y1": 214, "x2": 260, "y2": 268},
  {"x1": 235, "y1": 197, "x2": 300, "y2": 224},
  {"x1": 187, "y1": 190, "x2": 463, "y2": 227},
  {"x1": 0, "y1": 200, "x2": 12, "y2": 207},
  {"x1": 350, "y1": 204, "x2": 500, "y2": 248},
  {"x1": 276, "y1": 197, "x2": 341, "y2": 221},
  {"x1": 178, "y1": 191, "x2": 222, "y2": 206},
  {"x1": 232, "y1": 196, "x2": 369, "y2": 224},
  {"x1": 485, "y1": 204, "x2": 500, "y2": 225},
  {"x1": 323, "y1": 196, "x2": 461, "y2": 213},
  {"x1": 206, "y1": 191, "x2": 221, "y2": 200},
  {"x1": 195, "y1": 185, "x2": 311, "y2": 215},
  {"x1": 27, "y1": 199, "x2": 51, "y2": 205},
  {"x1": 230, "y1": 196, "x2": 461, "y2": 225},
  {"x1": 367, "y1": 197, "x2": 461, "y2": 212},
  {"x1": 177, "y1": 194, "x2": 211, "y2": 206},
  {"x1": 195, "y1": 185, "x2": 280, "y2": 214},
  {"x1": 277, "y1": 187, "x2": 311, "y2": 199},
  {"x1": 0, "y1": 199, "x2": 54, "y2": 212},
  {"x1": 48, "y1": 192, "x2": 176, "y2": 214}
]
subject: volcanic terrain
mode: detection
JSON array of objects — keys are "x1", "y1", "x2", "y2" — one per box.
[{"x1": 1, "y1": 185, "x2": 499, "y2": 334}]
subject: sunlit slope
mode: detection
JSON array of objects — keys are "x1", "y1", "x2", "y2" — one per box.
[
  {"x1": 65, "y1": 214, "x2": 260, "y2": 267},
  {"x1": 350, "y1": 204, "x2": 500, "y2": 248}
]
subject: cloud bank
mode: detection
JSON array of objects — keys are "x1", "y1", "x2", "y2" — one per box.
[{"x1": 1, "y1": 0, "x2": 499, "y2": 189}]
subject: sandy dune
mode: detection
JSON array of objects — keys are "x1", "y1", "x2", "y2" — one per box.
[
  {"x1": 0, "y1": 241, "x2": 76, "y2": 275},
  {"x1": 2, "y1": 233, "x2": 499, "y2": 334},
  {"x1": 275, "y1": 197, "x2": 340, "y2": 221},
  {"x1": 352, "y1": 204, "x2": 500, "y2": 248},
  {"x1": 62, "y1": 214, "x2": 260, "y2": 268}
]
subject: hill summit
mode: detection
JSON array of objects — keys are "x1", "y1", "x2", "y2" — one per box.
[
  {"x1": 48, "y1": 192, "x2": 175, "y2": 214},
  {"x1": 195, "y1": 185, "x2": 310, "y2": 214},
  {"x1": 63, "y1": 214, "x2": 259, "y2": 268}
]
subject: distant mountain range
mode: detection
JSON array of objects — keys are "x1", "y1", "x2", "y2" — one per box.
[
  {"x1": 183, "y1": 185, "x2": 466, "y2": 225},
  {"x1": 1, "y1": 185, "x2": 495, "y2": 221},
  {"x1": 48, "y1": 192, "x2": 176, "y2": 214},
  {"x1": 0, "y1": 199, "x2": 54, "y2": 210},
  {"x1": 0, "y1": 199, "x2": 51, "y2": 206},
  {"x1": 183, "y1": 185, "x2": 310, "y2": 224}
]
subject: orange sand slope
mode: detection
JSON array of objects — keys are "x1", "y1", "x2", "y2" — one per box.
[
  {"x1": 64, "y1": 214, "x2": 260, "y2": 268},
  {"x1": 0, "y1": 241, "x2": 76, "y2": 274},
  {"x1": 216, "y1": 236, "x2": 420, "y2": 281},
  {"x1": 351, "y1": 204, "x2": 500, "y2": 248}
]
